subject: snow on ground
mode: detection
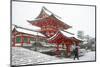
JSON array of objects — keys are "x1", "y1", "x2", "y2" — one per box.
[
  {"x1": 12, "y1": 47, "x2": 59, "y2": 65},
  {"x1": 41, "y1": 51, "x2": 95, "y2": 64},
  {"x1": 12, "y1": 47, "x2": 95, "y2": 66}
]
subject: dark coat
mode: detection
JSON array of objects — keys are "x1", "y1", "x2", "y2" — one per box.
[{"x1": 73, "y1": 47, "x2": 78, "y2": 56}]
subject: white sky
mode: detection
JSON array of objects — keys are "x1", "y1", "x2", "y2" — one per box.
[{"x1": 12, "y1": 1, "x2": 95, "y2": 37}]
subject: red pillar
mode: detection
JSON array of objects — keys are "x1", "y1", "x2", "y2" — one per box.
[
  {"x1": 56, "y1": 43, "x2": 60, "y2": 57},
  {"x1": 28, "y1": 36, "x2": 30, "y2": 44},
  {"x1": 13, "y1": 33, "x2": 16, "y2": 47},
  {"x1": 68, "y1": 45, "x2": 71, "y2": 56},
  {"x1": 66, "y1": 45, "x2": 71, "y2": 57},
  {"x1": 21, "y1": 34, "x2": 23, "y2": 46},
  {"x1": 66, "y1": 45, "x2": 68, "y2": 56}
]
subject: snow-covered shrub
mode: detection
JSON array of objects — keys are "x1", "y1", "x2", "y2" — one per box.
[{"x1": 79, "y1": 49, "x2": 86, "y2": 56}]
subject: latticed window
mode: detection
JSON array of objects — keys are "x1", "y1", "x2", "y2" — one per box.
[
  {"x1": 30, "y1": 38, "x2": 33, "y2": 41},
  {"x1": 23, "y1": 37, "x2": 28, "y2": 42},
  {"x1": 16, "y1": 37, "x2": 21, "y2": 43}
]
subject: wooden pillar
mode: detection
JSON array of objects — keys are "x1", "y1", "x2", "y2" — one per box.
[
  {"x1": 66, "y1": 45, "x2": 71, "y2": 57},
  {"x1": 66, "y1": 45, "x2": 68, "y2": 56},
  {"x1": 68, "y1": 45, "x2": 71, "y2": 56},
  {"x1": 13, "y1": 33, "x2": 16, "y2": 47},
  {"x1": 28, "y1": 36, "x2": 30, "y2": 44},
  {"x1": 21, "y1": 34, "x2": 23, "y2": 46},
  {"x1": 56, "y1": 43, "x2": 60, "y2": 57}
]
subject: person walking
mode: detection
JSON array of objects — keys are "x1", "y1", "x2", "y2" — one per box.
[{"x1": 73, "y1": 45, "x2": 79, "y2": 60}]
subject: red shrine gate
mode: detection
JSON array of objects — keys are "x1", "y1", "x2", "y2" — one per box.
[
  {"x1": 27, "y1": 7, "x2": 82, "y2": 57},
  {"x1": 28, "y1": 7, "x2": 71, "y2": 38}
]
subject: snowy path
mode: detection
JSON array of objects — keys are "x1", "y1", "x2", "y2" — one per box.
[
  {"x1": 12, "y1": 47, "x2": 59, "y2": 65},
  {"x1": 41, "y1": 51, "x2": 95, "y2": 64},
  {"x1": 12, "y1": 47, "x2": 95, "y2": 65}
]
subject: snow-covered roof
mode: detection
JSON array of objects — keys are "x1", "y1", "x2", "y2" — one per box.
[
  {"x1": 12, "y1": 25, "x2": 45, "y2": 37},
  {"x1": 75, "y1": 37, "x2": 83, "y2": 41},
  {"x1": 12, "y1": 24, "x2": 15, "y2": 31},
  {"x1": 54, "y1": 14, "x2": 71, "y2": 26},
  {"x1": 35, "y1": 6, "x2": 61, "y2": 19},
  {"x1": 60, "y1": 30, "x2": 74, "y2": 37},
  {"x1": 42, "y1": 6, "x2": 52, "y2": 16},
  {"x1": 42, "y1": 7, "x2": 62, "y2": 19},
  {"x1": 47, "y1": 30, "x2": 74, "y2": 40},
  {"x1": 47, "y1": 31, "x2": 59, "y2": 40},
  {"x1": 47, "y1": 30, "x2": 83, "y2": 42},
  {"x1": 13, "y1": 19, "x2": 41, "y2": 31},
  {"x1": 61, "y1": 30, "x2": 83, "y2": 41},
  {"x1": 40, "y1": 7, "x2": 71, "y2": 26},
  {"x1": 28, "y1": 7, "x2": 71, "y2": 29}
]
